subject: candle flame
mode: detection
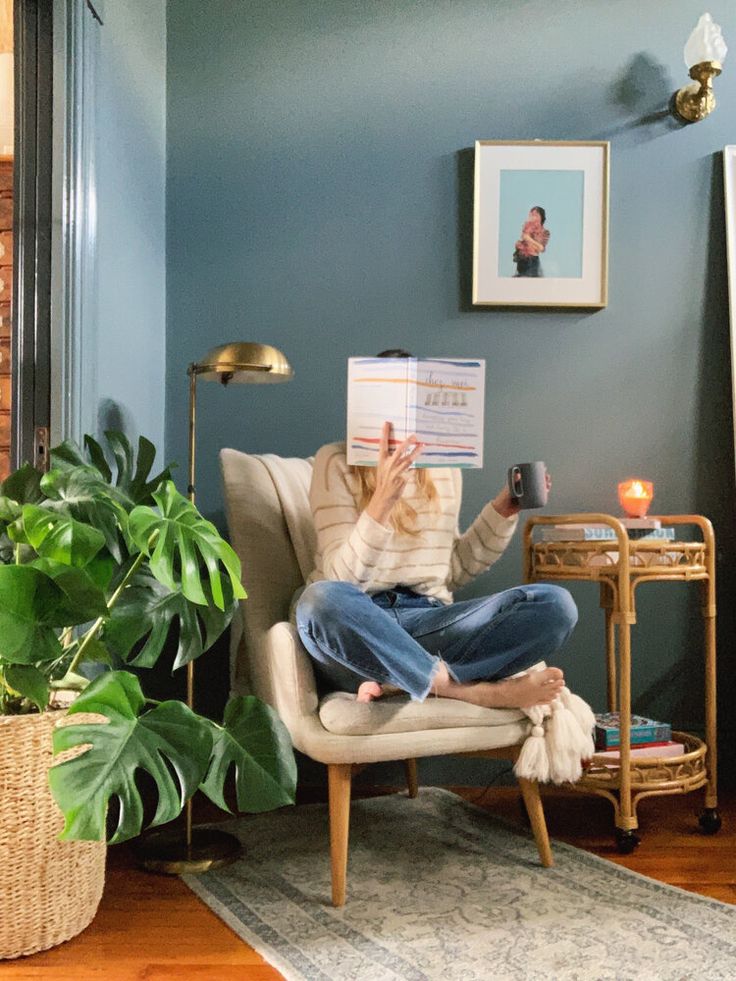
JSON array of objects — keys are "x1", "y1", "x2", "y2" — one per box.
[{"x1": 618, "y1": 478, "x2": 653, "y2": 517}]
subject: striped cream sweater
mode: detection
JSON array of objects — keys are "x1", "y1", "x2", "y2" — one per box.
[{"x1": 306, "y1": 442, "x2": 518, "y2": 604}]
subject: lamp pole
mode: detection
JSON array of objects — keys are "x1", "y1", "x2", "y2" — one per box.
[
  {"x1": 187, "y1": 364, "x2": 198, "y2": 502},
  {"x1": 137, "y1": 342, "x2": 292, "y2": 874},
  {"x1": 185, "y1": 363, "x2": 198, "y2": 853}
]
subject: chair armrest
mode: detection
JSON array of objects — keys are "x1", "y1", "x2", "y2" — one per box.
[{"x1": 263, "y1": 621, "x2": 321, "y2": 744}]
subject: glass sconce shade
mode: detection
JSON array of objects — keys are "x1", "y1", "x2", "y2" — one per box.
[
  {"x1": 674, "y1": 13, "x2": 727, "y2": 123},
  {"x1": 684, "y1": 13, "x2": 727, "y2": 68}
]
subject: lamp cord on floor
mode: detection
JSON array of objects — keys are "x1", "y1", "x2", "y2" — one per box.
[{"x1": 463, "y1": 763, "x2": 516, "y2": 805}]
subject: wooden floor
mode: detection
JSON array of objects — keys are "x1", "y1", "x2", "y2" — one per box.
[{"x1": 5, "y1": 786, "x2": 735, "y2": 980}]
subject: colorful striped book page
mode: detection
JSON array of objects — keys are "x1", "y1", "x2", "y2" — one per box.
[{"x1": 346, "y1": 357, "x2": 485, "y2": 468}]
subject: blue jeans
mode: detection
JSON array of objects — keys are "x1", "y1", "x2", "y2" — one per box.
[
  {"x1": 296, "y1": 581, "x2": 578, "y2": 701},
  {"x1": 514, "y1": 255, "x2": 542, "y2": 277}
]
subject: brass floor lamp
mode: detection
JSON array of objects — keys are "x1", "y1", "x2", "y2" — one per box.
[{"x1": 138, "y1": 342, "x2": 294, "y2": 874}]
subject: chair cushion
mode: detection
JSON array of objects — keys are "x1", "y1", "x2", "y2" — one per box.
[{"x1": 318, "y1": 691, "x2": 526, "y2": 736}]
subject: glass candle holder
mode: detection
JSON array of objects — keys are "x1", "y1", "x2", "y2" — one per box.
[{"x1": 618, "y1": 478, "x2": 654, "y2": 518}]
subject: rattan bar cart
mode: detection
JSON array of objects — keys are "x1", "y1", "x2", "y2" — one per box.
[{"x1": 523, "y1": 513, "x2": 720, "y2": 853}]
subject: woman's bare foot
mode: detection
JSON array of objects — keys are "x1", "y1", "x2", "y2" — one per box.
[
  {"x1": 356, "y1": 681, "x2": 383, "y2": 703},
  {"x1": 487, "y1": 667, "x2": 565, "y2": 708},
  {"x1": 432, "y1": 664, "x2": 565, "y2": 710},
  {"x1": 356, "y1": 681, "x2": 405, "y2": 703}
]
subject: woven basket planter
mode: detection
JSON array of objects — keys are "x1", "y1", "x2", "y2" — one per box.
[{"x1": 0, "y1": 710, "x2": 106, "y2": 959}]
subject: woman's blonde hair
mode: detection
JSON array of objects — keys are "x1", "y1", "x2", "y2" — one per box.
[{"x1": 352, "y1": 464, "x2": 438, "y2": 536}]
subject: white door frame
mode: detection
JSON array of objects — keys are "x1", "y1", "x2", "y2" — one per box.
[{"x1": 49, "y1": 0, "x2": 102, "y2": 447}]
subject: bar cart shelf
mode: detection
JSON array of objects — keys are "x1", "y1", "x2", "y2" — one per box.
[{"x1": 523, "y1": 513, "x2": 719, "y2": 852}]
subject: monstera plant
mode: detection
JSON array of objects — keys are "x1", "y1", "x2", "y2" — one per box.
[{"x1": 0, "y1": 432, "x2": 296, "y2": 844}]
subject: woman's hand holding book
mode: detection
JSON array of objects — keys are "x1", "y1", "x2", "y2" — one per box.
[{"x1": 365, "y1": 421, "x2": 423, "y2": 528}]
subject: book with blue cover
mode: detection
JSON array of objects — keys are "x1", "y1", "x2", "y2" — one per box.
[
  {"x1": 542, "y1": 524, "x2": 676, "y2": 542},
  {"x1": 594, "y1": 713, "x2": 672, "y2": 750}
]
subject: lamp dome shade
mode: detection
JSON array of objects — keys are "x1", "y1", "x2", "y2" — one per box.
[{"x1": 193, "y1": 342, "x2": 293, "y2": 383}]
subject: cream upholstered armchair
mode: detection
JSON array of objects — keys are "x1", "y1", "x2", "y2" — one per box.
[{"x1": 220, "y1": 448, "x2": 554, "y2": 906}]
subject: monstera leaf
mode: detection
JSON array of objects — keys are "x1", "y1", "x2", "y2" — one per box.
[
  {"x1": 128, "y1": 481, "x2": 246, "y2": 611},
  {"x1": 40, "y1": 467, "x2": 127, "y2": 560},
  {"x1": 49, "y1": 671, "x2": 213, "y2": 843},
  {"x1": 0, "y1": 496, "x2": 21, "y2": 523},
  {"x1": 104, "y1": 431, "x2": 174, "y2": 504},
  {"x1": 52, "y1": 431, "x2": 173, "y2": 506},
  {"x1": 0, "y1": 433, "x2": 292, "y2": 843},
  {"x1": 104, "y1": 570, "x2": 234, "y2": 671},
  {"x1": 31, "y1": 559, "x2": 110, "y2": 624},
  {"x1": 13, "y1": 503, "x2": 106, "y2": 568},
  {"x1": 4, "y1": 664, "x2": 49, "y2": 712},
  {"x1": 199, "y1": 696, "x2": 297, "y2": 813},
  {"x1": 0, "y1": 563, "x2": 109, "y2": 665},
  {"x1": 1, "y1": 463, "x2": 44, "y2": 506},
  {"x1": 0, "y1": 566, "x2": 86, "y2": 664},
  {"x1": 50, "y1": 435, "x2": 111, "y2": 480}
]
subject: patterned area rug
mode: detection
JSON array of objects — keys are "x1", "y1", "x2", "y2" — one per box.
[{"x1": 183, "y1": 788, "x2": 736, "y2": 981}]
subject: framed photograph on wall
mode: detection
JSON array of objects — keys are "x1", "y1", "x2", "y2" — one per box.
[
  {"x1": 724, "y1": 144, "x2": 736, "y2": 480},
  {"x1": 472, "y1": 140, "x2": 610, "y2": 308}
]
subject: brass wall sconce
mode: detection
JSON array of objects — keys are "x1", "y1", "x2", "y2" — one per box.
[{"x1": 674, "y1": 13, "x2": 727, "y2": 123}]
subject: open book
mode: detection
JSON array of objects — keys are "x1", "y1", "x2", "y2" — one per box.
[{"x1": 346, "y1": 357, "x2": 485, "y2": 468}]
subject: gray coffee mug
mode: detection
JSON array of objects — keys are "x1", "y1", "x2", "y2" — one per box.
[{"x1": 508, "y1": 461, "x2": 548, "y2": 509}]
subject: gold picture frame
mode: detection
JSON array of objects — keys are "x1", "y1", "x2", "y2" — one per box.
[{"x1": 472, "y1": 140, "x2": 610, "y2": 308}]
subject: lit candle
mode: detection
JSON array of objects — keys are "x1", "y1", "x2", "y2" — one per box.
[{"x1": 618, "y1": 478, "x2": 654, "y2": 518}]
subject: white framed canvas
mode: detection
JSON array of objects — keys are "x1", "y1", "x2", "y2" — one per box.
[
  {"x1": 724, "y1": 145, "x2": 736, "y2": 483},
  {"x1": 472, "y1": 140, "x2": 610, "y2": 308}
]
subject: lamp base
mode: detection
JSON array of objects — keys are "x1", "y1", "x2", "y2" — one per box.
[
  {"x1": 674, "y1": 60, "x2": 721, "y2": 123},
  {"x1": 135, "y1": 827, "x2": 242, "y2": 875}
]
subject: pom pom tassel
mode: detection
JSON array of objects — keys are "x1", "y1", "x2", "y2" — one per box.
[
  {"x1": 514, "y1": 704, "x2": 551, "y2": 782},
  {"x1": 508, "y1": 665, "x2": 596, "y2": 785},
  {"x1": 514, "y1": 723, "x2": 551, "y2": 782},
  {"x1": 545, "y1": 701, "x2": 586, "y2": 784},
  {"x1": 560, "y1": 685, "x2": 596, "y2": 733},
  {"x1": 560, "y1": 686, "x2": 596, "y2": 759}
]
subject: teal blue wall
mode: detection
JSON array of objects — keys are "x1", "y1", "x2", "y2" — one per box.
[
  {"x1": 95, "y1": 0, "x2": 167, "y2": 452},
  {"x1": 166, "y1": 1, "x2": 736, "y2": 781}
]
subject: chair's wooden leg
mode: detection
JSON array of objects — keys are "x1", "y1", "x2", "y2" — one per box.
[
  {"x1": 517, "y1": 777, "x2": 554, "y2": 868},
  {"x1": 328, "y1": 763, "x2": 352, "y2": 907},
  {"x1": 404, "y1": 758, "x2": 419, "y2": 798}
]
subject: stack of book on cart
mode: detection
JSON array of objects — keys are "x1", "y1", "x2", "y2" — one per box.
[
  {"x1": 592, "y1": 713, "x2": 684, "y2": 764},
  {"x1": 542, "y1": 518, "x2": 676, "y2": 542}
]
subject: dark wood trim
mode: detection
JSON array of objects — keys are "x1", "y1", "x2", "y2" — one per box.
[{"x1": 12, "y1": 0, "x2": 53, "y2": 470}]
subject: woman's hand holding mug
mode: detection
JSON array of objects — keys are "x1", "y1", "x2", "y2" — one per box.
[
  {"x1": 491, "y1": 485, "x2": 523, "y2": 519},
  {"x1": 366, "y1": 421, "x2": 423, "y2": 527},
  {"x1": 493, "y1": 465, "x2": 552, "y2": 518},
  {"x1": 508, "y1": 460, "x2": 552, "y2": 510}
]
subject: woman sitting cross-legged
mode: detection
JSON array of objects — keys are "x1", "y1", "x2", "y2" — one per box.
[{"x1": 295, "y1": 416, "x2": 578, "y2": 714}]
